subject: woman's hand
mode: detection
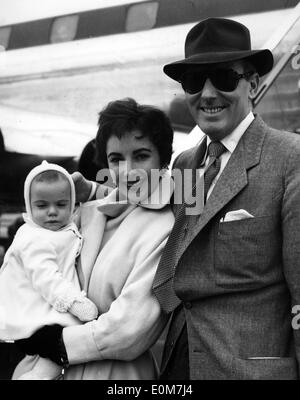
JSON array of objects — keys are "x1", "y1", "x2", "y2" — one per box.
[
  {"x1": 15, "y1": 325, "x2": 68, "y2": 366},
  {"x1": 72, "y1": 171, "x2": 94, "y2": 203}
]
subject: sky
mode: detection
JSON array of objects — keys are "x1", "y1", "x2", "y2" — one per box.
[{"x1": 0, "y1": 0, "x2": 144, "y2": 26}]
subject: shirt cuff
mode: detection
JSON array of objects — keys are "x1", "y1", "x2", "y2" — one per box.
[{"x1": 87, "y1": 181, "x2": 97, "y2": 201}]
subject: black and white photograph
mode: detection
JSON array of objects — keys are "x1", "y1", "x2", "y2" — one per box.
[{"x1": 0, "y1": 0, "x2": 299, "y2": 386}]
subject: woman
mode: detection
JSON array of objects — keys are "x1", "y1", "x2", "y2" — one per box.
[{"x1": 13, "y1": 98, "x2": 175, "y2": 380}]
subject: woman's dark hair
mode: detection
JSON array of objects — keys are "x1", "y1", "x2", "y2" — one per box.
[
  {"x1": 78, "y1": 139, "x2": 99, "y2": 180},
  {"x1": 95, "y1": 98, "x2": 173, "y2": 169}
]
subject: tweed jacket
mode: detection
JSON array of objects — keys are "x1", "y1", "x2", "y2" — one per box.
[{"x1": 159, "y1": 115, "x2": 300, "y2": 379}]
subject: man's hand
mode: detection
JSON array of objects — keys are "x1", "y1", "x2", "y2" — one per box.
[{"x1": 72, "y1": 171, "x2": 94, "y2": 203}]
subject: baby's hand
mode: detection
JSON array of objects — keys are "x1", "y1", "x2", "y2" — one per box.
[{"x1": 69, "y1": 297, "x2": 98, "y2": 322}]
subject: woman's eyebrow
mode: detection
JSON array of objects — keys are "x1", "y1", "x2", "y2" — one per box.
[
  {"x1": 133, "y1": 148, "x2": 152, "y2": 154},
  {"x1": 107, "y1": 152, "x2": 121, "y2": 157}
]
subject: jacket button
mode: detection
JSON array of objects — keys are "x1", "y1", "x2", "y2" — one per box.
[{"x1": 184, "y1": 301, "x2": 192, "y2": 309}]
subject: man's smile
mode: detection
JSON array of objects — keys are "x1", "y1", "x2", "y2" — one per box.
[{"x1": 200, "y1": 106, "x2": 227, "y2": 115}]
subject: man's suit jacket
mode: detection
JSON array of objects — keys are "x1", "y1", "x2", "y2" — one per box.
[{"x1": 159, "y1": 115, "x2": 300, "y2": 379}]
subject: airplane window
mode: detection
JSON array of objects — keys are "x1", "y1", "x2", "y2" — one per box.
[
  {"x1": 50, "y1": 15, "x2": 79, "y2": 44},
  {"x1": 126, "y1": 1, "x2": 159, "y2": 32},
  {"x1": 0, "y1": 27, "x2": 11, "y2": 50}
]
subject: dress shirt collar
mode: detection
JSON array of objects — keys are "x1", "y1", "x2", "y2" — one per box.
[{"x1": 206, "y1": 111, "x2": 254, "y2": 156}]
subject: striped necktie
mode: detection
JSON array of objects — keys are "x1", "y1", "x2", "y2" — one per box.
[{"x1": 204, "y1": 141, "x2": 226, "y2": 201}]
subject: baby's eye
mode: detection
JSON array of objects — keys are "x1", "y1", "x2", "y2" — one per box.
[
  {"x1": 36, "y1": 204, "x2": 46, "y2": 209},
  {"x1": 57, "y1": 203, "x2": 68, "y2": 208}
]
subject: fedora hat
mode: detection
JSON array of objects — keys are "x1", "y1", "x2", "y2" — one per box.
[{"x1": 164, "y1": 18, "x2": 274, "y2": 82}]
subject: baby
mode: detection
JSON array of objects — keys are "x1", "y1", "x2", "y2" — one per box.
[{"x1": 0, "y1": 161, "x2": 98, "y2": 380}]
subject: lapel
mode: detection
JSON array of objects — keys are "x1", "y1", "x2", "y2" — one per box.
[
  {"x1": 173, "y1": 136, "x2": 207, "y2": 216},
  {"x1": 191, "y1": 135, "x2": 207, "y2": 169},
  {"x1": 175, "y1": 115, "x2": 268, "y2": 265},
  {"x1": 77, "y1": 201, "x2": 106, "y2": 290}
]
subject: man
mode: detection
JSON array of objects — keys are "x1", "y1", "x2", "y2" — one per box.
[{"x1": 152, "y1": 18, "x2": 300, "y2": 379}]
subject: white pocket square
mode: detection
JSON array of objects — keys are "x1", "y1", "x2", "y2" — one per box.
[
  {"x1": 221, "y1": 209, "x2": 254, "y2": 222},
  {"x1": 247, "y1": 357, "x2": 282, "y2": 360}
]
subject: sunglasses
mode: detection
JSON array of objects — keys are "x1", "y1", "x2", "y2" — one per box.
[{"x1": 180, "y1": 68, "x2": 253, "y2": 94}]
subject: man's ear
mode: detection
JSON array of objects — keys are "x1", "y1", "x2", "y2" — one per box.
[{"x1": 249, "y1": 73, "x2": 260, "y2": 99}]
